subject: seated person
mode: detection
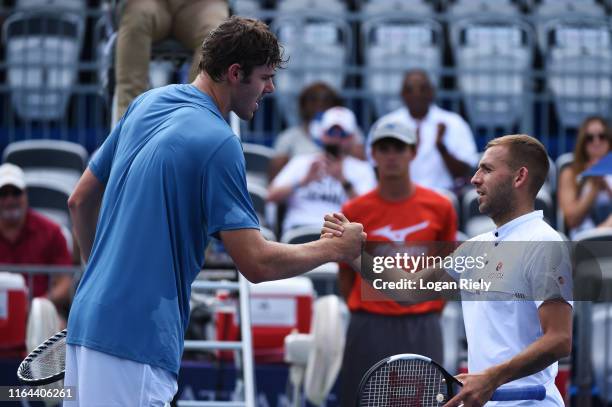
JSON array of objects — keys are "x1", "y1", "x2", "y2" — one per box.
[
  {"x1": 269, "y1": 82, "x2": 365, "y2": 180},
  {"x1": 113, "y1": 0, "x2": 229, "y2": 123},
  {"x1": 0, "y1": 164, "x2": 74, "y2": 321},
  {"x1": 268, "y1": 107, "x2": 376, "y2": 234},
  {"x1": 558, "y1": 116, "x2": 612, "y2": 238}
]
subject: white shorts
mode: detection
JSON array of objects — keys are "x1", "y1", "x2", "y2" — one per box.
[{"x1": 63, "y1": 344, "x2": 177, "y2": 407}]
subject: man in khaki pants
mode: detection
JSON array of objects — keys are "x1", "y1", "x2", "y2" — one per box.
[{"x1": 113, "y1": 0, "x2": 229, "y2": 124}]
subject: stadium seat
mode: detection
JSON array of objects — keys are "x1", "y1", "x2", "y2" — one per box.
[
  {"x1": 271, "y1": 11, "x2": 352, "y2": 126},
  {"x1": 24, "y1": 176, "x2": 73, "y2": 229},
  {"x1": 242, "y1": 142, "x2": 274, "y2": 187},
  {"x1": 461, "y1": 188, "x2": 482, "y2": 232},
  {"x1": 449, "y1": 15, "x2": 534, "y2": 131},
  {"x1": 555, "y1": 152, "x2": 574, "y2": 234},
  {"x1": 534, "y1": 0, "x2": 604, "y2": 21},
  {"x1": 456, "y1": 230, "x2": 469, "y2": 242},
  {"x1": 555, "y1": 152, "x2": 575, "y2": 177},
  {"x1": 361, "y1": 13, "x2": 443, "y2": 116},
  {"x1": 465, "y1": 215, "x2": 496, "y2": 237},
  {"x1": 573, "y1": 227, "x2": 612, "y2": 243},
  {"x1": 247, "y1": 183, "x2": 277, "y2": 232},
  {"x1": 2, "y1": 0, "x2": 85, "y2": 120},
  {"x1": 536, "y1": 187, "x2": 555, "y2": 228},
  {"x1": 277, "y1": 0, "x2": 347, "y2": 14},
  {"x1": 539, "y1": 16, "x2": 612, "y2": 129},
  {"x1": 231, "y1": 0, "x2": 262, "y2": 18},
  {"x1": 591, "y1": 303, "x2": 612, "y2": 404},
  {"x1": 360, "y1": 0, "x2": 433, "y2": 16},
  {"x1": 447, "y1": 0, "x2": 520, "y2": 17},
  {"x1": 3, "y1": 139, "x2": 88, "y2": 189},
  {"x1": 281, "y1": 225, "x2": 322, "y2": 245}
]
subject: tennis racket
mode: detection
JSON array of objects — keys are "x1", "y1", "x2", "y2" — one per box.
[
  {"x1": 357, "y1": 353, "x2": 546, "y2": 406},
  {"x1": 17, "y1": 329, "x2": 67, "y2": 386}
]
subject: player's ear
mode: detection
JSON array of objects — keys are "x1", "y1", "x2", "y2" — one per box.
[
  {"x1": 227, "y1": 63, "x2": 242, "y2": 84},
  {"x1": 514, "y1": 166, "x2": 529, "y2": 189}
]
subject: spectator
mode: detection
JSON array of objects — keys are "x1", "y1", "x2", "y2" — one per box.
[
  {"x1": 337, "y1": 121, "x2": 457, "y2": 407},
  {"x1": 558, "y1": 116, "x2": 612, "y2": 238},
  {"x1": 269, "y1": 82, "x2": 366, "y2": 180},
  {"x1": 269, "y1": 82, "x2": 343, "y2": 179},
  {"x1": 268, "y1": 106, "x2": 376, "y2": 234},
  {"x1": 370, "y1": 69, "x2": 478, "y2": 192},
  {"x1": 0, "y1": 163, "x2": 73, "y2": 319},
  {"x1": 113, "y1": 0, "x2": 229, "y2": 123}
]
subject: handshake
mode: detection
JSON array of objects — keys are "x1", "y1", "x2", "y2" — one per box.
[{"x1": 319, "y1": 212, "x2": 366, "y2": 264}]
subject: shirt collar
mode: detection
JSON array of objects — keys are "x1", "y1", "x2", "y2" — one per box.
[{"x1": 494, "y1": 210, "x2": 543, "y2": 240}]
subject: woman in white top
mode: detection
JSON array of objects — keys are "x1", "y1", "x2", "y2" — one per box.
[{"x1": 558, "y1": 116, "x2": 612, "y2": 238}]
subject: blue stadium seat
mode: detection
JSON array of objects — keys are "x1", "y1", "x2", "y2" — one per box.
[
  {"x1": 280, "y1": 225, "x2": 322, "y2": 244},
  {"x1": 242, "y1": 142, "x2": 275, "y2": 187},
  {"x1": 449, "y1": 15, "x2": 534, "y2": 132},
  {"x1": 24, "y1": 176, "x2": 74, "y2": 229},
  {"x1": 538, "y1": 14, "x2": 612, "y2": 129},
  {"x1": 3, "y1": 139, "x2": 88, "y2": 189},
  {"x1": 447, "y1": 0, "x2": 520, "y2": 17},
  {"x1": 271, "y1": 10, "x2": 352, "y2": 126},
  {"x1": 2, "y1": 0, "x2": 85, "y2": 120},
  {"x1": 361, "y1": 12, "x2": 443, "y2": 116}
]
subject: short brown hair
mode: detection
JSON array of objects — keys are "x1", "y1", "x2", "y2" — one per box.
[
  {"x1": 199, "y1": 16, "x2": 286, "y2": 82},
  {"x1": 485, "y1": 134, "x2": 549, "y2": 197}
]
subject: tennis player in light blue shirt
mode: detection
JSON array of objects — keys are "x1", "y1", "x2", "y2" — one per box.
[{"x1": 64, "y1": 17, "x2": 365, "y2": 407}]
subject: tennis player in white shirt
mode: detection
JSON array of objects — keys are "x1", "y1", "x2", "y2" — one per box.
[{"x1": 324, "y1": 134, "x2": 573, "y2": 407}]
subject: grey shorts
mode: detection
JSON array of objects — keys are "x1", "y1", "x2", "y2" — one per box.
[{"x1": 339, "y1": 311, "x2": 443, "y2": 407}]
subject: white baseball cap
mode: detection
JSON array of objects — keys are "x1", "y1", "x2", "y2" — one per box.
[
  {"x1": 0, "y1": 163, "x2": 26, "y2": 190},
  {"x1": 319, "y1": 106, "x2": 358, "y2": 137},
  {"x1": 369, "y1": 121, "x2": 417, "y2": 146}
]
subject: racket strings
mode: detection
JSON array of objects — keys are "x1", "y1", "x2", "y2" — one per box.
[
  {"x1": 360, "y1": 359, "x2": 448, "y2": 406},
  {"x1": 19, "y1": 335, "x2": 66, "y2": 381}
]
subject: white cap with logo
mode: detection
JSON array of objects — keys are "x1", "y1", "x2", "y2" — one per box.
[
  {"x1": 0, "y1": 163, "x2": 26, "y2": 190},
  {"x1": 369, "y1": 120, "x2": 417, "y2": 146},
  {"x1": 318, "y1": 106, "x2": 358, "y2": 137}
]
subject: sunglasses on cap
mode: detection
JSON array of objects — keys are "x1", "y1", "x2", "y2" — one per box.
[
  {"x1": 324, "y1": 125, "x2": 351, "y2": 139},
  {"x1": 585, "y1": 132, "x2": 608, "y2": 143},
  {"x1": 0, "y1": 186, "x2": 24, "y2": 198}
]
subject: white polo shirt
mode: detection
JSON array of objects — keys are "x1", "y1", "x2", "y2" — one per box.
[
  {"x1": 368, "y1": 105, "x2": 478, "y2": 190},
  {"x1": 447, "y1": 211, "x2": 573, "y2": 406}
]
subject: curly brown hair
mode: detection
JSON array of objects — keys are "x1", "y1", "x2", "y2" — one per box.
[{"x1": 199, "y1": 16, "x2": 287, "y2": 82}]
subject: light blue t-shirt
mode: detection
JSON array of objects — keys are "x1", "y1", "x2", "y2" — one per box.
[{"x1": 67, "y1": 84, "x2": 259, "y2": 375}]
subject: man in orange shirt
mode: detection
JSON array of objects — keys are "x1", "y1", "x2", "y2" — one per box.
[{"x1": 338, "y1": 121, "x2": 457, "y2": 407}]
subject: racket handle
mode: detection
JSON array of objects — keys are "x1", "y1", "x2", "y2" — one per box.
[{"x1": 491, "y1": 385, "x2": 546, "y2": 401}]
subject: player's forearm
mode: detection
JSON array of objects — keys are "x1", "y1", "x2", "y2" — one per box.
[
  {"x1": 48, "y1": 274, "x2": 72, "y2": 309},
  {"x1": 485, "y1": 329, "x2": 572, "y2": 388},
  {"x1": 68, "y1": 199, "x2": 100, "y2": 263},
  {"x1": 244, "y1": 239, "x2": 341, "y2": 283}
]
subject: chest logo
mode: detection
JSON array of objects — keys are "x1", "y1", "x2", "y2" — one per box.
[{"x1": 370, "y1": 221, "x2": 430, "y2": 241}]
